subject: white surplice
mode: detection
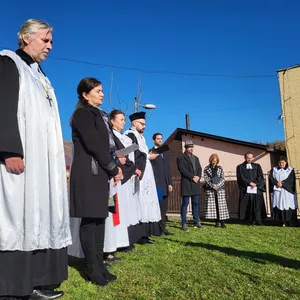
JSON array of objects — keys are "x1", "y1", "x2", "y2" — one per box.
[
  {"x1": 113, "y1": 129, "x2": 140, "y2": 225},
  {"x1": 272, "y1": 167, "x2": 298, "y2": 210},
  {"x1": 124, "y1": 128, "x2": 161, "y2": 223},
  {"x1": 0, "y1": 50, "x2": 72, "y2": 251}
]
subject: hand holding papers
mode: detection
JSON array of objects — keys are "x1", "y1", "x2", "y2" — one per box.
[
  {"x1": 273, "y1": 186, "x2": 282, "y2": 192},
  {"x1": 247, "y1": 186, "x2": 257, "y2": 194},
  {"x1": 116, "y1": 144, "x2": 139, "y2": 158},
  {"x1": 151, "y1": 144, "x2": 170, "y2": 154}
]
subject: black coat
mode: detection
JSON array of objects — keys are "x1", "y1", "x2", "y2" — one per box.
[
  {"x1": 177, "y1": 152, "x2": 202, "y2": 196},
  {"x1": 113, "y1": 134, "x2": 137, "y2": 184},
  {"x1": 150, "y1": 148, "x2": 172, "y2": 197},
  {"x1": 69, "y1": 104, "x2": 119, "y2": 218}
]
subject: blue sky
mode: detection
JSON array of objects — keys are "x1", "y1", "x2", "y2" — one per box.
[{"x1": 1, "y1": 0, "x2": 299, "y2": 145}]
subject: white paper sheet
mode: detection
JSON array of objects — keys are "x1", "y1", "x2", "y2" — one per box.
[
  {"x1": 116, "y1": 144, "x2": 139, "y2": 157},
  {"x1": 247, "y1": 186, "x2": 257, "y2": 194}
]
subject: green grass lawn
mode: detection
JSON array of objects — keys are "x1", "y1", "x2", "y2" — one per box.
[{"x1": 63, "y1": 220, "x2": 300, "y2": 299}]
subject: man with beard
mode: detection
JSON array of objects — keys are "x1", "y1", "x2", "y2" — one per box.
[
  {"x1": 150, "y1": 133, "x2": 173, "y2": 235},
  {"x1": 177, "y1": 140, "x2": 203, "y2": 231},
  {"x1": 237, "y1": 152, "x2": 267, "y2": 225},
  {"x1": 124, "y1": 112, "x2": 161, "y2": 243},
  {"x1": 0, "y1": 19, "x2": 71, "y2": 299}
]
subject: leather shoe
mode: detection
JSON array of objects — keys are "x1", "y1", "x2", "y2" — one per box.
[
  {"x1": 106, "y1": 256, "x2": 121, "y2": 263},
  {"x1": 145, "y1": 238, "x2": 155, "y2": 244},
  {"x1": 104, "y1": 261, "x2": 112, "y2": 268},
  {"x1": 162, "y1": 229, "x2": 173, "y2": 235},
  {"x1": 29, "y1": 289, "x2": 64, "y2": 300}
]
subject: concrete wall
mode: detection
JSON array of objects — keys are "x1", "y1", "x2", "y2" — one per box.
[{"x1": 278, "y1": 66, "x2": 300, "y2": 206}]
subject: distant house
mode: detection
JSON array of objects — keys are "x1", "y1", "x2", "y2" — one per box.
[{"x1": 164, "y1": 128, "x2": 286, "y2": 217}]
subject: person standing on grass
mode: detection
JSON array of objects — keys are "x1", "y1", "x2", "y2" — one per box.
[
  {"x1": 124, "y1": 112, "x2": 161, "y2": 243},
  {"x1": 203, "y1": 154, "x2": 229, "y2": 228},
  {"x1": 150, "y1": 133, "x2": 173, "y2": 235},
  {"x1": 269, "y1": 156, "x2": 298, "y2": 227},
  {"x1": 237, "y1": 152, "x2": 267, "y2": 225},
  {"x1": 177, "y1": 140, "x2": 203, "y2": 231},
  {"x1": 0, "y1": 19, "x2": 72, "y2": 300},
  {"x1": 69, "y1": 77, "x2": 122, "y2": 286}
]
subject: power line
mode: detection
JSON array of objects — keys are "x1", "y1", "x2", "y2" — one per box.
[
  {"x1": 48, "y1": 56, "x2": 277, "y2": 78},
  {"x1": 0, "y1": 46, "x2": 277, "y2": 79},
  {"x1": 155, "y1": 104, "x2": 275, "y2": 115}
]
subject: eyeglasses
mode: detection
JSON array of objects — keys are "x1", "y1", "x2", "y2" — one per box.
[{"x1": 136, "y1": 121, "x2": 146, "y2": 127}]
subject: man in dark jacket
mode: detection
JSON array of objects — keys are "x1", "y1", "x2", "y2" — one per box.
[
  {"x1": 177, "y1": 140, "x2": 203, "y2": 231},
  {"x1": 150, "y1": 133, "x2": 173, "y2": 235}
]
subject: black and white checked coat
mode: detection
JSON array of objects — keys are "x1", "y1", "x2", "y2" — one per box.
[{"x1": 204, "y1": 165, "x2": 229, "y2": 220}]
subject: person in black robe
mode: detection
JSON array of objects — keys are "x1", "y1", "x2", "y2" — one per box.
[
  {"x1": 0, "y1": 19, "x2": 70, "y2": 300},
  {"x1": 150, "y1": 133, "x2": 173, "y2": 235},
  {"x1": 125, "y1": 112, "x2": 160, "y2": 243},
  {"x1": 269, "y1": 156, "x2": 298, "y2": 226},
  {"x1": 236, "y1": 152, "x2": 267, "y2": 225}
]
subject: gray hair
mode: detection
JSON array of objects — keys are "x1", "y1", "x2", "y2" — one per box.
[{"x1": 17, "y1": 19, "x2": 53, "y2": 48}]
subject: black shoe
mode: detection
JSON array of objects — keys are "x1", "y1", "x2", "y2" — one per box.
[
  {"x1": 194, "y1": 223, "x2": 204, "y2": 229},
  {"x1": 221, "y1": 221, "x2": 226, "y2": 228},
  {"x1": 102, "y1": 269, "x2": 117, "y2": 282},
  {"x1": 256, "y1": 220, "x2": 262, "y2": 226},
  {"x1": 162, "y1": 229, "x2": 173, "y2": 235},
  {"x1": 137, "y1": 238, "x2": 146, "y2": 245},
  {"x1": 182, "y1": 224, "x2": 189, "y2": 232},
  {"x1": 87, "y1": 274, "x2": 108, "y2": 286},
  {"x1": 144, "y1": 238, "x2": 155, "y2": 244},
  {"x1": 215, "y1": 222, "x2": 220, "y2": 228},
  {"x1": 29, "y1": 289, "x2": 64, "y2": 300},
  {"x1": 106, "y1": 256, "x2": 121, "y2": 263},
  {"x1": 118, "y1": 245, "x2": 135, "y2": 252}
]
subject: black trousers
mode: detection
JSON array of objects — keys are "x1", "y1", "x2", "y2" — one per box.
[
  {"x1": 159, "y1": 196, "x2": 168, "y2": 232},
  {"x1": 79, "y1": 218, "x2": 106, "y2": 273}
]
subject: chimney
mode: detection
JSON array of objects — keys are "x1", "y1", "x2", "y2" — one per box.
[{"x1": 185, "y1": 114, "x2": 190, "y2": 130}]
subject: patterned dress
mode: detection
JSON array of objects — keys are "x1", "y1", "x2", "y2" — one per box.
[{"x1": 204, "y1": 165, "x2": 229, "y2": 220}]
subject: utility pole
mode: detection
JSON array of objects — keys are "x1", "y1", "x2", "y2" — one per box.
[{"x1": 134, "y1": 96, "x2": 139, "y2": 112}]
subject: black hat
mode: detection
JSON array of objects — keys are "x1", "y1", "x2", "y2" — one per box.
[{"x1": 129, "y1": 111, "x2": 146, "y2": 122}]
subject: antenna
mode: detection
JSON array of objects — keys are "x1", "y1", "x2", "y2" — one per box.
[{"x1": 109, "y1": 71, "x2": 114, "y2": 109}]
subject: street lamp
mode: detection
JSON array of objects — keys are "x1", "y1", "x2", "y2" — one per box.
[{"x1": 134, "y1": 97, "x2": 156, "y2": 112}]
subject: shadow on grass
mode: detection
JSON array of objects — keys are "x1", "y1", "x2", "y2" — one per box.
[
  {"x1": 68, "y1": 256, "x2": 87, "y2": 280},
  {"x1": 165, "y1": 239, "x2": 300, "y2": 270}
]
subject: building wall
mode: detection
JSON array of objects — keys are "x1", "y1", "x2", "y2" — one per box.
[
  {"x1": 278, "y1": 67, "x2": 300, "y2": 206},
  {"x1": 167, "y1": 139, "x2": 183, "y2": 177},
  {"x1": 181, "y1": 134, "x2": 272, "y2": 175}
]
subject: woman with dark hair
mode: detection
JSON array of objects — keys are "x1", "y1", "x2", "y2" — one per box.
[
  {"x1": 269, "y1": 156, "x2": 298, "y2": 227},
  {"x1": 69, "y1": 77, "x2": 123, "y2": 286},
  {"x1": 204, "y1": 154, "x2": 229, "y2": 228}
]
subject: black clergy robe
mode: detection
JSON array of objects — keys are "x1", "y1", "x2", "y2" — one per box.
[
  {"x1": 126, "y1": 131, "x2": 147, "y2": 180},
  {"x1": 0, "y1": 50, "x2": 67, "y2": 297},
  {"x1": 269, "y1": 167, "x2": 297, "y2": 224},
  {"x1": 236, "y1": 162, "x2": 267, "y2": 222}
]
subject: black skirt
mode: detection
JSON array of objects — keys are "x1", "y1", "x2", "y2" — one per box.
[
  {"x1": 128, "y1": 224, "x2": 142, "y2": 245},
  {"x1": 139, "y1": 222, "x2": 161, "y2": 237},
  {"x1": 273, "y1": 207, "x2": 297, "y2": 224},
  {"x1": 0, "y1": 248, "x2": 68, "y2": 297}
]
